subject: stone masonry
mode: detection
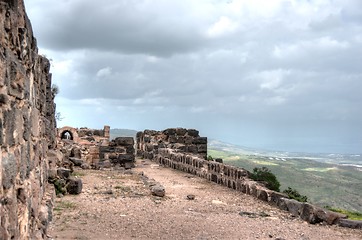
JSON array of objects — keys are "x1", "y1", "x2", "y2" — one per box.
[
  {"x1": 1, "y1": 0, "x2": 57, "y2": 239},
  {"x1": 57, "y1": 126, "x2": 136, "y2": 170},
  {"x1": 136, "y1": 128, "x2": 207, "y2": 160},
  {"x1": 137, "y1": 128, "x2": 362, "y2": 229}
]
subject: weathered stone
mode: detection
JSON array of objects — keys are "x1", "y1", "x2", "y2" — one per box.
[
  {"x1": 163, "y1": 128, "x2": 176, "y2": 136},
  {"x1": 284, "y1": 198, "x2": 303, "y2": 217},
  {"x1": 69, "y1": 157, "x2": 83, "y2": 166},
  {"x1": 256, "y1": 188, "x2": 268, "y2": 202},
  {"x1": 315, "y1": 208, "x2": 347, "y2": 225},
  {"x1": 187, "y1": 129, "x2": 199, "y2": 137},
  {"x1": 300, "y1": 203, "x2": 323, "y2": 224},
  {"x1": 338, "y1": 219, "x2": 362, "y2": 229},
  {"x1": 192, "y1": 137, "x2": 207, "y2": 144},
  {"x1": 115, "y1": 137, "x2": 134, "y2": 146},
  {"x1": 124, "y1": 162, "x2": 135, "y2": 169},
  {"x1": 269, "y1": 192, "x2": 288, "y2": 206},
  {"x1": 151, "y1": 184, "x2": 165, "y2": 197},
  {"x1": 117, "y1": 154, "x2": 135, "y2": 162},
  {"x1": 57, "y1": 168, "x2": 71, "y2": 179},
  {"x1": 214, "y1": 158, "x2": 223, "y2": 163},
  {"x1": 187, "y1": 194, "x2": 195, "y2": 200},
  {"x1": 66, "y1": 178, "x2": 83, "y2": 195}
]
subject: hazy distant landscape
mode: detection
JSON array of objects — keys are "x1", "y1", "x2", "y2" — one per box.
[{"x1": 208, "y1": 140, "x2": 362, "y2": 212}]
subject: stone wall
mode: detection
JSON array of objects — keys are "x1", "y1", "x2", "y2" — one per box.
[
  {"x1": 0, "y1": 0, "x2": 57, "y2": 239},
  {"x1": 136, "y1": 128, "x2": 207, "y2": 160},
  {"x1": 99, "y1": 137, "x2": 135, "y2": 169},
  {"x1": 137, "y1": 128, "x2": 362, "y2": 229}
]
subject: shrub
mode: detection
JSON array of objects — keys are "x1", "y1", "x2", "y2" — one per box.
[
  {"x1": 250, "y1": 167, "x2": 280, "y2": 192},
  {"x1": 283, "y1": 187, "x2": 308, "y2": 202},
  {"x1": 324, "y1": 206, "x2": 362, "y2": 220},
  {"x1": 207, "y1": 155, "x2": 213, "y2": 161}
]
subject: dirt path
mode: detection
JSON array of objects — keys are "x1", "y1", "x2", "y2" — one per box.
[{"x1": 48, "y1": 159, "x2": 362, "y2": 240}]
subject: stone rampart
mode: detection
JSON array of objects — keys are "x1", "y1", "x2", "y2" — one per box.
[
  {"x1": 137, "y1": 128, "x2": 362, "y2": 229},
  {"x1": 1, "y1": 0, "x2": 57, "y2": 238},
  {"x1": 136, "y1": 128, "x2": 207, "y2": 160}
]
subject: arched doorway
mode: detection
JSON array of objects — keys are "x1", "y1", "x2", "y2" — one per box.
[{"x1": 61, "y1": 130, "x2": 73, "y2": 140}]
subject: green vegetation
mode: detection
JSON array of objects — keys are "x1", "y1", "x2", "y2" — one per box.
[
  {"x1": 283, "y1": 187, "x2": 308, "y2": 202},
  {"x1": 325, "y1": 206, "x2": 362, "y2": 220},
  {"x1": 250, "y1": 167, "x2": 280, "y2": 192},
  {"x1": 71, "y1": 171, "x2": 86, "y2": 177},
  {"x1": 208, "y1": 146, "x2": 362, "y2": 212},
  {"x1": 54, "y1": 179, "x2": 66, "y2": 195},
  {"x1": 54, "y1": 200, "x2": 77, "y2": 211},
  {"x1": 114, "y1": 185, "x2": 131, "y2": 192}
]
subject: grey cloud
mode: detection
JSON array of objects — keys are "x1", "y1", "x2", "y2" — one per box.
[
  {"x1": 26, "y1": 0, "x2": 362, "y2": 153},
  {"x1": 28, "y1": 0, "x2": 208, "y2": 56}
]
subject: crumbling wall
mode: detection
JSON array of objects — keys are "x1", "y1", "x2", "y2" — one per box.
[
  {"x1": 0, "y1": 0, "x2": 56, "y2": 239},
  {"x1": 99, "y1": 137, "x2": 135, "y2": 169},
  {"x1": 137, "y1": 128, "x2": 361, "y2": 229},
  {"x1": 136, "y1": 128, "x2": 207, "y2": 160}
]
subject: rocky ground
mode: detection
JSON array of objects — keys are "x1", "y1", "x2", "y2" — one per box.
[{"x1": 47, "y1": 159, "x2": 362, "y2": 240}]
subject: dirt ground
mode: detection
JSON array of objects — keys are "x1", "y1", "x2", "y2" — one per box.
[{"x1": 47, "y1": 159, "x2": 362, "y2": 240}]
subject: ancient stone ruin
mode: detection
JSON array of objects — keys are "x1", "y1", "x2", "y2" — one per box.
[
  {"x1": 0, "y1": 1, "x2": 361, "y2": 239},
  {"x1": 0, "y1": 0, "x2": 57, "y2": 238},
  {"x1": 57, "y1": 125, "x2": 136, "y2": 170},
  {"x1": 136, "y1": 128, "x2": 362, "y2": 229}
]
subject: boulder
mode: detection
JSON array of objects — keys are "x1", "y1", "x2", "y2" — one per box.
[
  {"x1": 66, "y1": 178, "x2": 83, "y2": 195},
  {"x1": 57, "y1": 168, "x2": 71, "y2": 179},
  {"x1": 69, "y1": 157, "x2": 83, "y2": 167},
  {"x1": 151, "y1": 184, "x2": 165, "y2": 197}
]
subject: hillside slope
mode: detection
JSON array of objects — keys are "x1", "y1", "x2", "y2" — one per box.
[{"x1": 208, "y1": 140, "x2": 362, "y2": 213}]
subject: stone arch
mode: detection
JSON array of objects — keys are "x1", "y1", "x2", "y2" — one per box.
[{"x1": 57, "y1": 126, "x2": 79, "y2": 143}]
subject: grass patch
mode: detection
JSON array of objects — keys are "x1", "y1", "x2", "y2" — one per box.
[
  {"x1": 54, "y1": 200, "x2": 77, "y2": 211},
  {"x1": 253, "y1": 160, "x2": 279, "y2": 166},
  {"x1": 71, "y1": 171, "x2": 86, "y2": 177},
  {"x1": 303, "y1": 167, "x2": 336, "y2": 172},
  {"x1": 114, "y1": 185, "x2": 132, "y2": 192},
  {"x1": 325, "y1": 206, "x2": 362, "y2": 220}
]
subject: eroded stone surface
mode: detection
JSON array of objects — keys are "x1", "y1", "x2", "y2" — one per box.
[{"x1": 0, "y1": 0, "x2": 57, "y2": 238}]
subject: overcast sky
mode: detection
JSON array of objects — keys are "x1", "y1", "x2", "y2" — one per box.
[{"x1": 25, "y1": 0, "x2": 362, "y2": 154}]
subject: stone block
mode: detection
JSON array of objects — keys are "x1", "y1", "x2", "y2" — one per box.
[
  {"x1": 124, "y1": 162, "x2": 135, "y2": 170},
  {"x1": 214, "y1": 158, "x2": 223, "y2": 163},
  {"x1": 176, "y1": 128, "x2": 187, "y2": 136},
  {"x1": 300, "y1": 203, "x2": 323, "y2": 224},
  {"x1": 284, "y1": 198, "x2": 303, "y2": 217},
  {"x1": 338, "y1": 219, "x2": 362, "y2": 229},
  {"x1": 187, "y1": 129, "x2": 199, "y2": 137},
  {"x1": 57, "y1": 168, "x2": 71, "y2": 179},
  {"x1": 163, "y1": 128, "x2": 176, "y2": 136},
  {"x1": 2, "y1": 152, "x2": 16, "y2": 189},
  {"x1": 277, "y1": 198, "x2": 289, "y2": 211},
  {"x1": 66, "y1": 178, "x2": 83, "y2": 195},
  {"x1": 269, "y1": 191, "x2": 288, "y2": 206},
  {"x1": 315, "y1": 208, "x2": 347, "y2": 225},
  {"x1": 256, "y1": 188, "x2": 268, "y2": 202},
  {"x1": 192, "y1": 137, "x2": 207, "y2": 144},
  {"x1": 151, "y1": 184, "x2": 165, "y2": 197},
  {"x1": 118, "y1": 154, "x2": 135, "y2": 162},
  {"x1": 197, "y1": 144, "x2": 207, "y2": 153},
  {"x1": 69, "y1": 157, "x2": 83, "y2": 167},
  {"x1": 115, "y1": 137, "x2": 134, "y2": 146}
]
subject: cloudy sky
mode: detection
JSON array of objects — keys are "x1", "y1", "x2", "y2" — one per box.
[{"x1": 25, "y1": 0, "x2": 362, "y2": 154}]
